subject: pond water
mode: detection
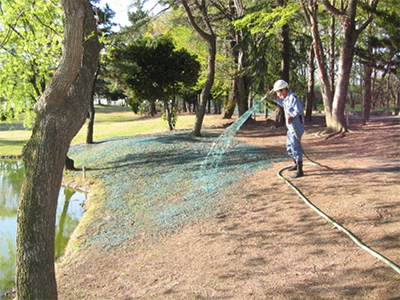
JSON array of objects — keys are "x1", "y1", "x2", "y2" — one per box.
[{"x1": 0, "y1": 160, "x2": 87, "y2": 297}]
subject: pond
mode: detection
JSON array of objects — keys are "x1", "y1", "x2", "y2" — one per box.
[{"x1": 0, "y1": 160, "x2": 87, "y2": 298}]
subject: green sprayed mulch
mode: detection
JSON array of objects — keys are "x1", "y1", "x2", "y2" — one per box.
[{"x1": 68, "y1": 130, "x2": 288, "y2": 251}]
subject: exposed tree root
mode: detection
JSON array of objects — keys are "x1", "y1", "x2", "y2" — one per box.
[{"x1": 315, "y1": 127, "x2": 347, "y2": 139}]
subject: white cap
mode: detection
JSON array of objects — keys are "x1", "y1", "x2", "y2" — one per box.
[{"x1": 269, "y1": 79, "x2": 289, "y2": 94}]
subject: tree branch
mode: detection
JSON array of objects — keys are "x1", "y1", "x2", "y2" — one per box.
[
  {"x1": 355, "y1": 0, "x2": 380, "y2": 37},
  {"x1": 321, "y1": 0, "x2": 345, "y2": 17},
  {"x1": 180, "y1": 0, "x2": 212, "y2": 42}
]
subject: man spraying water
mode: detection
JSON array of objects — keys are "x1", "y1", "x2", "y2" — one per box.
[{"x1": 266, "y1": 80, "x2": 305, "y2": 178}]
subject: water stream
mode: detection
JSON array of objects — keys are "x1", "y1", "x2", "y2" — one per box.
[
  {"x1": 201, "y1": 101, "x2": 262, "y2": 170},
  {"x1": 0, "y1": 160, "x2": 87, "y2": 297}
]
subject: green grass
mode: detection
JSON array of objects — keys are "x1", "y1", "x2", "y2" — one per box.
[
  {"x1": 0, "y1": 106, "x2": 202, "y2": 156},
  {"x1": 0, "y1": 120, "x2": 32, "y2": 156}
]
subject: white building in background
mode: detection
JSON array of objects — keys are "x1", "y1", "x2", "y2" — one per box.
[{"x1": 94, "y1": 97, "x2": 127, "y2": 106}]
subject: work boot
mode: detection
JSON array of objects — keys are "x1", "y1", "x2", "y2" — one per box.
[
  {"x1": 288, "y1": 159, "x2": 297, "y2": 171},
  {"x1": 291, "y1": 161, "x2": 304, "y2": 178}
]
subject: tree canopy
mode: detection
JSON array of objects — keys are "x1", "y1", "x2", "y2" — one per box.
[
  {"x1": 0, "y1": 0, "x2": 63, "y2": 126},
  {"x1": 115, "y1": 35, "x2": 200, "y2": 129}
]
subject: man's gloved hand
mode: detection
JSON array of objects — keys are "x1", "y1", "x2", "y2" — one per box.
[{"x1": 287, "y1": 115, "x2": 293, "y2": 123}]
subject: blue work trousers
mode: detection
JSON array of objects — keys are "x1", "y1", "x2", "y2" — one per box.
[{"x1": 286, "y1": 118, "x2": 304, "y2": 162}]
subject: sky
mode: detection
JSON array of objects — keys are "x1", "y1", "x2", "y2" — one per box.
[
  {"x1": 99, "y1": 0, "x2": 132, "y2": 27},
  {"x1": 99, "y1": 0, "x2": 162, "y2": 28}
]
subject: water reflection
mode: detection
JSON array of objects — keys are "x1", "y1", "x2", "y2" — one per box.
[{"x1": 0, "y1": 160, "x2": 87, "y2": 297}]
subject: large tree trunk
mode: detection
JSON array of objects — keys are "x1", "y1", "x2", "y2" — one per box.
[
  {"x1": 15, "y1": 0, "x2": 101, "y2": 298},
  {"x1": 223, "y1": 82, "x2": 236, "y2": 118},
  {"x1": 193, "y1": 38, "x2": 216, "y2": 136},
  {"x1": 329, "y1": 10, "x2": 358, "y2": 132},
  {"x1": 318, "y1": 0, "x2": 376, "y2": 133}
]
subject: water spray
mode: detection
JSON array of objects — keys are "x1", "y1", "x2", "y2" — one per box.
[{"x1": 201, "y1": 101, "x2": 262, "y2": 170}]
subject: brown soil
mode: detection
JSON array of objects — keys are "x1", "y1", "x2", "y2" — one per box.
[{"x1": 57, "y1": 116, "x2": 400, "y2": 299}]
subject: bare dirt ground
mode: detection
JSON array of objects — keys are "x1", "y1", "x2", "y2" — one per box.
[{"x1": 57, "y1": 115, "x2": 400, "y2": 299}]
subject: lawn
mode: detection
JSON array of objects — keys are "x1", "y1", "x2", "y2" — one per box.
[{"x1": 0, "y1": 106, "x2": 224, "y2": 156}]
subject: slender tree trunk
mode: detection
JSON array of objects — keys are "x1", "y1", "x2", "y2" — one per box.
[
  {"x1": 363, "y1": 63, "x2": 373, "y2": 124},
  {"x1": 163, "y1": 99, "x2": 174, "y2": 130},
  {"x1": 86, "y1": 99, "x2": 95, "y2": 144},
  {"x1": 305, "y1": 43, "x2": 315, "y2": 123},
  {"x1": 308, "y1": 0, "x2": 334, "y2": 127},
  {"x1": 181, "y1": 1, "x2": 216, "y2": 136},
  {"x1": 15, "y1": 0, "x2": 101, "y2": 298},
  {"x1": 275, "y1": 0, "x2": 290, "y2": 127},
  {"x1": 182, "y1": 100, "x2": 188, "y2": 112},
  {"x1": 329, "y1": 1, "x2": 336, "y2": 91},
  {"x1": 86, "y1": 64, "x2": 99, "y2": 144},
  {"x1": 225, "y1": 0, "x2": 250, "y2": 118},
  {"x1": 227, "y1": 1, "x2": 240, "y2": 117},
  {"x1": 151, "y1": 101, "x2": 157, "y2": 116}
]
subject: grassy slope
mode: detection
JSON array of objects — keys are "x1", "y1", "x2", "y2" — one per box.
[{"x1": 0, "y1": 106, "x2": 220, "y2": 156}]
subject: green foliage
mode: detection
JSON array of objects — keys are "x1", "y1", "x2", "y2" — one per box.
[
  {"x1": 161, "y1": 107, "x2": 178, "y2": 127},
  {"x1": 126, "y1": 97, "x2": 141, "y2": 114},
  {"x1": 118, "y1": 35, "x2": 200, "y2": 103},
  {"x1": 0, "y1": 0, "x2": 63, "y2": 127},
  {"x1": 234, "y1": 3, "x2": 301, "y2": 36}
]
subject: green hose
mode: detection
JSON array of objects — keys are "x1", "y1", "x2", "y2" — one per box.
[{"x1": 278, "y1": 165, "x2": 400, "y2": 275}]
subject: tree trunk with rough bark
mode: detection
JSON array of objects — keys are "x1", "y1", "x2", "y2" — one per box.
[
  {"x1": 181, "y1": 0, "x2": 216, "y2": 137},
  {"x1": 330, "y1": 8, "x2": 358, "y2": 132},
  {"x1": 223, "y1": 76, "x2": 236, "y2": 119},
  {"x1": 307, "y1": 1, "x2": 334, "y2": 127},
  {"x1": 193, "y1": 39, "x2": 216, "y2": 136},
  {"x1": 15, "y1": 0, "x2": 101, "y2": 298},
  {"x1": 308, "y1": 0, "x2": 378, "y2": 134}
]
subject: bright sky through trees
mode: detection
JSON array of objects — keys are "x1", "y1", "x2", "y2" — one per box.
[
  {"x1": 99, "y1": 0, "x2": 131, "y2": 27},
  {"x1": 99, "y1": 0, "x2": 162, "y2": 28}
]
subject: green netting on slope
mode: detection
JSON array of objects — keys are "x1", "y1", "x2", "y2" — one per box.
[{"x1": 69, "y1": 126, "x2": 288, "y2": 251}]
